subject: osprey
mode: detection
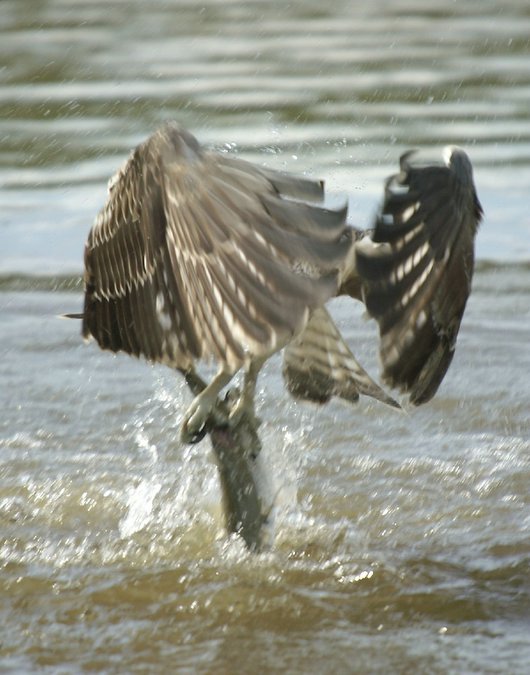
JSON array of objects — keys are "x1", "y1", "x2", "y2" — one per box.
[{"x1": 79, "y1": 122, "x2": 481, "y2": 442}]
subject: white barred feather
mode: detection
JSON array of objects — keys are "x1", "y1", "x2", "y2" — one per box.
[{"x1": 81, "y1": 123, "x2": 481, "y2": 411}]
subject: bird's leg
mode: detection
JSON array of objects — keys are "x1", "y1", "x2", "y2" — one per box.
[
  {"x1": 180, "y1": 366, "x2": 234, "y2": 444},
  {"x1": 229, "y1": 357, "x2": 265, "y2": 427}
]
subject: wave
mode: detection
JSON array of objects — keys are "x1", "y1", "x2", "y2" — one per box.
[{"x1": 0, "y1": 273, "x2": 83, "y2": 292}]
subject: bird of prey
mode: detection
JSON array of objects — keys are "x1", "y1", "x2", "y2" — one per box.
[{"x1": 79, "y1": 121, "x2": 481, "y2": 443}]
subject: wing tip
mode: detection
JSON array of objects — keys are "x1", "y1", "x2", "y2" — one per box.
[{"x1": 357, "y1": 144, "x2": 481, "y2": 407}]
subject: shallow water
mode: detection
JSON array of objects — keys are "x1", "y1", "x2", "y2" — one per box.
[{"x1": 1, "y1": 1, "x2": 530, "y2": 673}]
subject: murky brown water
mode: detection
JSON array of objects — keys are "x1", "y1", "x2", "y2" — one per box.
[{"x1": 1, "y1": 1, "x2": 530, "y2": 673}]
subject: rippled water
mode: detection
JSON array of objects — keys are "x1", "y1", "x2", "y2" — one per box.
[{"x1": 1, "y1": 1, "x2": 530, "y2": 672}]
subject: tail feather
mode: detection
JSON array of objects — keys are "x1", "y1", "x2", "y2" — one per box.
[{"x1": 282, "y1": 307, "x2": 400, "y2": 409}]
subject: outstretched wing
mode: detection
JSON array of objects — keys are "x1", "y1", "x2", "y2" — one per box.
[
  {"x1": 82, "y1": 122, "x2": 351, "y2": 371},
  {"x1": 282, "y1": 306, "x2": 399, "y2": 409},
  {"x1": 355, "y1": 147, "x2": 482, "y2": 404}
]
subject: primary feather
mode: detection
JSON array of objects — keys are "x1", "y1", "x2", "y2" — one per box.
[{"x1": 355, "y1": 147, "x2": 482, "y2": 404}]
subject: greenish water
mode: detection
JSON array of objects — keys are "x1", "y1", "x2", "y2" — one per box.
[{"x1": 1, "y1": 1, "x2": 529, "y2": 673}]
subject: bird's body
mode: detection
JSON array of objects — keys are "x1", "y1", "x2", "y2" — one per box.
[{"x1": 80, "y1": 121, "x2": 481, "y2": 441}]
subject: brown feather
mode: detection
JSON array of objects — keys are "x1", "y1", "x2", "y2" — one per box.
[
  {"x1": 355, "y1": 147, "x2": 482, "y2": 404},
  {"x1": 82, "y1": 121, "x2": 350, "y2": 371}
]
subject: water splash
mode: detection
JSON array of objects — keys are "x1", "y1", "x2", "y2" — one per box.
[{"x1": 119, "y1": 479, "x2": 162, "y2": 538}]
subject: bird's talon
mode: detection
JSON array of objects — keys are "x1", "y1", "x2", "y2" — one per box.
[
  {"x1": 228, "y1": 407, "x2": 242, "y2": 425},
  {"x1": 180, "y1": 420, "x2": 208, "y2": 444},
  {"x1": 180, "y1": 395, "x2": 216, "y2": 444},
  {"x1": 228, "y1": 399, "x2": 248, "y2": 425},
  {"x1": 228, "y1": 399, "x2": 261, "y2": 430},
  {"x1": 225, "y1": 387, "x2": 240, "y2": 405}
]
